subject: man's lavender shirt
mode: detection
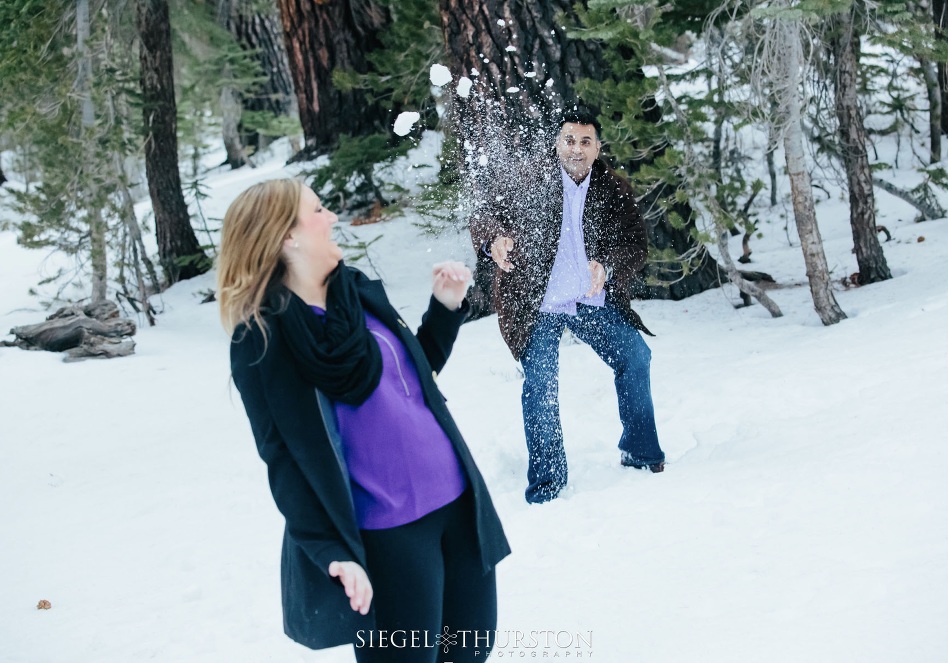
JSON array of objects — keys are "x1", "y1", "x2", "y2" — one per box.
[
  {"x1": 311, "y1": 306, "x2": 467, "y2": 530},
  {"x1": 539, "y1": 167, "x2": 606, "y2": 315}
]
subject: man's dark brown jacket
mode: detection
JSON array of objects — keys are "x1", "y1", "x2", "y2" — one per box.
[{"x1": 470, "y1": 157, "x2": 653, "y2": 360}]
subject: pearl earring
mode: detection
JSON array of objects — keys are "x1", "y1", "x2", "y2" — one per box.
[{"x1": 293, "y1": 240, "x2": 299, "y2": 249}]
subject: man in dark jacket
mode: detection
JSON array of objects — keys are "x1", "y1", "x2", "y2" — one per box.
[{"x1": 470, "y1": 108, "x2": 666, "y2": 504}]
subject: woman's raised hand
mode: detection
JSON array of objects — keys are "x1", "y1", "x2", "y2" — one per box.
[
  {"x1": 328, "y1": 561, "x2": 373, "y2": 615},
  {"x1": 432, "y1": 261, "x2": 472, "y2": 311}
]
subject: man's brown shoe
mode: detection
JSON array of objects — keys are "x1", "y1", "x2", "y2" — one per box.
[{"x1": 621, "y1": 452, "x2": 664, "y2": 473}]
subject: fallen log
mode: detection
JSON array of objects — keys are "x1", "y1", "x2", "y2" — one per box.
[
  {"x1": 3, "y1": 301, "x2": 137, "y2": 361},
  {"x1": 64, "y1": 333, "x2": 136, "y2": 362}
]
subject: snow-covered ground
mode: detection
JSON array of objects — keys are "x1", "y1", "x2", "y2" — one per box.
[{"x1": 1, "y1": 133, "x2": 947, "y2": 662}]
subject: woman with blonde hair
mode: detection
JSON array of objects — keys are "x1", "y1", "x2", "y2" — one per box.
[{"x1": 219, "y1": 179, "x2": 509, "y2": 662}]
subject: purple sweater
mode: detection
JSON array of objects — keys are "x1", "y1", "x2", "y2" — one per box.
[{"x1": 312, "y1": 306, "x2": 467, "y2": 530}]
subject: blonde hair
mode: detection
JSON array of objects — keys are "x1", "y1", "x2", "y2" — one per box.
[{"x1": 218, "y1": 178, "x2": 303, "y2": 336}]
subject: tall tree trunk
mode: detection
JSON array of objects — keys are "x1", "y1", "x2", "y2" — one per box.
[
  {"x1": 439, "y1": 0, "x2": 608, "y2": 120},
  {"x1": 219, "y1": 76, "x2": 248, "y2": 169},
  {"x1": 77, "y1": 0, "x2": 107, "y2": 304},
  {"x1": 138, "y1": 0, "x2": 209, "y2": 284},
  {"x1": 218, "y1": 0, "x2": 295, "y2": 157},
  {"x1": 933, "y1": 0, "x2": 948, "y2": 134},
  {"x1": 767, "y1": 101, "x2": 779, "y2": 207},
  {"x1": 275, "y1": 0, "x2": 389, "y2": 157},
  {"x1": 829, "y1": 7, "x2": 891, "y2": 285},
  {"x1": 920, "y1": 58, "x2": 942, "y2": 163},
  {"x1": 780, "y1": 22, "x2": 846, "y2": 325},
  {"x1": 439, "y1": 0, "x2": 724, "y2": 305},
  {"x1": 217, "y1": 1, "x2": 247, "y2": 168},
  {"x1": 114, "y1": 150, "x2": 160, "y2": 326},
  {"x1": 918, "y1": 0, "x2": 943, "y2": 161}
]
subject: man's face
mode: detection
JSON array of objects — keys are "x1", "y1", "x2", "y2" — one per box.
[{"x1": 556, "y1": 122, "x2": 601, "y2": 181}]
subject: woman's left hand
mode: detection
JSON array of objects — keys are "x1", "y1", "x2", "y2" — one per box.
[{"x1": 432, "y1": 261, "x2": 472, "y2": 311}]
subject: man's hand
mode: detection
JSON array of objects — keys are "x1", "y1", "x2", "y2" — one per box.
[
  {"x1": 432, "y1": 261, "x2": 472, "y2": 311},
  {"x1": 328, "y1": 561, "x2": 373, "y2": 615},
  {"x1": 490, "y1": 236, "x2": 515, "y2": 272},
  {"x1": 586, "y1": 260, "x2": 606, "y2": 297}
]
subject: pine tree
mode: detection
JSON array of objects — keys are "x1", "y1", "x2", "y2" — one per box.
[
  {"x1": 276, "y1": 0, "x2": 391, "y2": 158},
  {"x1": 0, "y1": 0, "x2": 156, "y2": 306},
  {"x1": 571, "y1": 1, "x2": 738, "y2": 300},
  {"x1": 825, "y1": 1, "x2": 892, "y2": 285},
  {"x1": 869, "y1": 0, "x2": 948, "y2": 175},
  {"x1": 932, "y1": 0, "x2": 948, "y2": 133},
  {"x1": 217, "y1": 0, "x2": 296, "y2": 158},
  {"x1": 77, "y1": 0, "x2": 108, "y2": 303},
  {"x1": 139, "y1": 0, "x2": 210, "y2": 283},
  {"x1": 354, "y1": 0, "x2": 445, "y2": 125},
  {"x1": 304, "y1": 0, "x2": 446, "y2": 214},
  {"x1": 736, "y1": 0, "x2": 847, "y2": 324}
]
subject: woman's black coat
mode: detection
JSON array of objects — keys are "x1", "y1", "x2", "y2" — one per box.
[{"x1": 230, "y1": 268, "x2": 510, "y2": 650}]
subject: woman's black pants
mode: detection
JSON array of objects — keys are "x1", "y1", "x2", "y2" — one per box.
[{"x1": 353, "y1": 491, "x2": 497, "y2": 663}]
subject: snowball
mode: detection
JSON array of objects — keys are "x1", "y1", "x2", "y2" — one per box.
[
  {"x1": 478, "y1": 154, "x2": 488, "y2": 166},
  {"x1": 429, "y1": 64, "x2": 452, "y2": 87},
  {"x1": 497, "y1": 19, "x2": 505, "y2": 27},
  {"x1": 506, "y1": 86, "x2": 521, "y2": 93},
  {"x1": 393, "y1": 111, "x2": 420, "y2": 136},
  {"x1": 545, "y1": 78, "x2": 554, "y2": 87},
  {"x1": 471, "y1": 67, "x2": 480, "y2": 77},
  {"x1": 505, "y1": 46, "x2": 517, "y2": 52},
  {"x1": 457, "y1": 77, "x2": 473, "y2": 98},
  {"x1": 525, "y1": 72, "x2": 537, "y2": 78}
]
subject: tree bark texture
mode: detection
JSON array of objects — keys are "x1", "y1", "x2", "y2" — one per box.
[
  {"x1": 439, "y1": 0, "x2": 608, "y2": 118},
  {"x1": 920, "y1": 58, "x2": 942, "y2": 163},
  {"x1": 933, "y1": 0, "x2": 948, "y2": 134},
  {"x1": 77, "y1": 0, "x2": 108, "y2": 303},
  {"x1": 112, "y1": 150, "x2": 161, "y2": 325},
  {"x1": 139, "y1": 0, "x2": 209, "y2": 284},
  {"x1": 828, "y1": 8, "x2": 891, "y2": 285},
  {"x1": 4, "y1": 301, "x2": 136, "y2": 361},
  {"x1": 275, "y1": 0, "x2": 389, "y2": 156},
  {"x1": 220, "y1": 81, "x2": 248, "y2": 168},
  {"x1": 439, "y1": 0, "x2": 724, "y2": 303},
  {"x1": 716, "y1": 226, "x2": 782, "y2": 317},
  {"x1": 785, "y1": 132, "x2": 846, "y2": 325},
  {"x1": 780, "y1": 25, "x2": 846, "y2": 325},
  {"x1": 220, "y1": 0, "x2": 296, "y2": 153},
  {"x1": 767, "y1": 100, "x2": 780, "y2": 207}
]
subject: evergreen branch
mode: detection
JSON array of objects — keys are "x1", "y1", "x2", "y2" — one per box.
[{"x1": 653, "y1": 58, "x2": 782, "y2": 316}]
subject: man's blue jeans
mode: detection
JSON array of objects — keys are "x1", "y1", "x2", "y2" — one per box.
[{"x1": 520, "y1": 302, "x2": 664, "y2": 503}]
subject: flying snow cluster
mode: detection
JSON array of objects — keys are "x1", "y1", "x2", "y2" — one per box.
[
  {"x1": 457, "y1": 77, "x2": 473, "y2": 98},
  {"x1": 429, "y1": 64, "x2": 453, "y2": 87},
  {"x1": 393, "y1": 111, "x2": 421, "y2": 137},
  {"x1": 393, "y1": 52, "x2": 563, "y2": 232}
]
